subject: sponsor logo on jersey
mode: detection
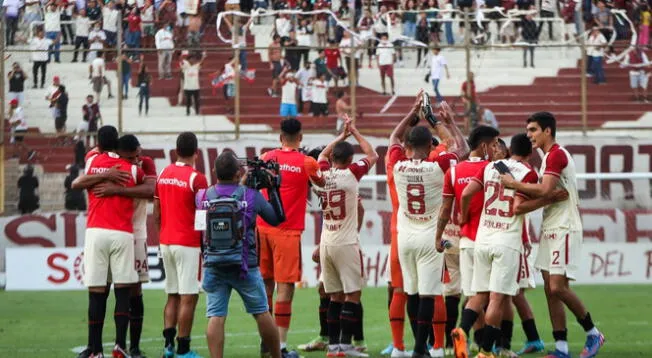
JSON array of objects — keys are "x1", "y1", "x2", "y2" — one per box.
[
  {"x1": 279, "y1": 163, "x2": 302, "y2": 173},
  {"x1": 158, "y1": 177, "x2": 188, "y2": 188}
]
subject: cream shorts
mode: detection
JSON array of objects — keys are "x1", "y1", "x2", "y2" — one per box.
[
  {"x1": 534, "y1": 230, "x2": 582, "y2": 280},
  {"x1": 472, "y1": 244, "x2": 521, "y2": 296},
  {"x1": 320, "y1": 243, "x2": 364, "y2": 294},
  {"x1": 160, "y1": 244, "x2": 202, "y2": 295},
  {"x1": 83, "y1": 228, "x2": 137, "y2": 287}
]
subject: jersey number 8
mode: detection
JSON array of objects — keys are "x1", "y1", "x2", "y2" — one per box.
[{"x1": 406, "y1": 184, "x2": 426, "y2": 215}]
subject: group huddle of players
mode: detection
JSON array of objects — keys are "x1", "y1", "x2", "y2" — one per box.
[
  {"x1": 69, "y1": 89, "x2": 607, "y2": 358},
  {"x1": 302, "y1": 91, "x2": 606, "y2": 358}
]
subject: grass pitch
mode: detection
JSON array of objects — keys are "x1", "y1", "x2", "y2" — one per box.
[{"x1": 0, "y1": 285, "x2": 649, "y2": 357}]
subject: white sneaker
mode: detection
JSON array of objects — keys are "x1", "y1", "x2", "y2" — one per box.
[
  {"x1": 429, "y1": 347, "x2": 444, "y2": 357},
  {"x1": 340, "y1": 344, "x2": 369, "y2": 357},
  {"x1": 390, "y1": 348, "x2": 411, "y2": 357}
]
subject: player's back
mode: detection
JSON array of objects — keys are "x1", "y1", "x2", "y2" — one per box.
[
  {"x1": 475, "y1": 159, "x2": 537, "y2": 251},
  {"x1": 85, "y1": 152, "x2": 140, "y2": 233},
  {"x1": 257, "y1": 148, "x2": 322, "y2": 231},
  {"x1": 393, "y1": 158, "x2": 447, "y2": 233},
  {"x1": 315, "y1": 162, "x2": 367, "y2": 245},
  {"x1": 540, "y1": 144, "x2": 582, "y2": 231},
  {"x1": 451, "y1": 158, "x2": 488, "y2": 241},
  {"x1": 156, "y1": 162, "x2": 207, "y2": 247}
]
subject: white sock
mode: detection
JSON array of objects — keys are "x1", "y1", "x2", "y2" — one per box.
[
  {"x1": 555, "y1": 340, "x2": 569, "y2": 354},
  {"x1": 587, "y1": 327, "x2": 600, "y2": 336},
  {"x1": 280, "y1": 342, "x2": 287, "y2": 350}
]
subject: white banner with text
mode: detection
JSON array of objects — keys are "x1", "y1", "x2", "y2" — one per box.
[{"x1": 5, "y1": 243, "x2": 652, "y2": 290}]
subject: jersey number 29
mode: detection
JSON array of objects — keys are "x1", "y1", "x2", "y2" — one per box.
[{"x1": 318, "y1": 189, "x2": 347, "y2": 221}]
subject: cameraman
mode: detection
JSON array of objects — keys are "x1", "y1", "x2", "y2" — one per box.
[{"x1": 200, "y1": 151, "x2": 284, "y2": 358}]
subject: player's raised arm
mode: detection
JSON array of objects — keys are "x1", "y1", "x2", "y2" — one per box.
[
  {"x1": 437, "y1": 101, "x2": 470, "y2": 160},
  {"x1": 318, "y1": 121, "x2": 351, "y2": 163},
  {"x1": 348, "y1": 116, "x2": 379, "y2": 168},
  {"x1": 389, "y1": 89, "x2": 423, "y2": 146},
  {"x1": 71, "y1": 165, "x2": 131, "y2": 189}
]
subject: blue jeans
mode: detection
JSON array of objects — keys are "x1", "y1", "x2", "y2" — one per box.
[
  {"x1": 203, "y1": 267, "x2": 268, "y2": 317},
  {"x1": 445, "y1": 22, "x2": 454, "y2": 45},
  {"x1": 590, "y1": 56, "x2": 605, "y2": 84},
  {"x1": 431, "y1": 79, "x2": 443, "y2": 102},
  {"x1": 126, "y1": 30, "x2": 141, "y2": 57},
  {"x1": 122, "y1": 72, "x2": 131, "y2": 96},
  {"x1": 239, "y1": 50, "x2": 248, "y2": 71},
  {"x1": 403, "y1": 21, "x2": 416, "y2": 39},
  {"x1": 46, "y1": 31, "x2": 60, "y2": 62}
]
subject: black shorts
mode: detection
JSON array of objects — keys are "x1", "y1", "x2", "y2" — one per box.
[
  {"x1": 55, "y1": 116, "x2": 67, "y2": 131},
  {"x1": 13, "y1": 129, "x2": 26, "y2": 142},
  {"x1": 311, "y1": 102, "x2": 328, "y2": 116},
  {"x1": 272, "y1": 61, "x2": 283, "y2": 79}
]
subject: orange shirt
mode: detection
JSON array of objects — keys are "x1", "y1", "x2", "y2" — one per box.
[{"x1": 257, "y1": 147, "x2": 324, "y2": 232}]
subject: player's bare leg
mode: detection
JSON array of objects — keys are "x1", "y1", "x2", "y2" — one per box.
[
  {"x1": 495, "y1": 298, "x2": 517, "y2": 357},
  {"x1": 163, "y1": 294, "x2": 180, "y2": 356},
  {"x1": 452, "y1": 294, "x2": 488, "y2": 358},
  {"x1": 207, "y1": 313, "x2": 281, "y2": 358},
  {"x1": 544, "y1": 271, "x2": 604, "y2": 358},
  {"x1": 176, "y1": 294, "x2": 199, "y2": 356},
  {"x1": 275, "y1": 282, "x2": 295, "y2": 351},
  {"x1": 512, "y1": 289, "x2": 544, "y2": 354},
  {"x1": 476, "y1": 292, "x2": 508, "y2": 357}
]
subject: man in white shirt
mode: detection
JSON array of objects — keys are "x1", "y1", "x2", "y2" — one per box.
[
  {"x1": 339, "y1": 31, "x2": 362, "y2": 86},
  {"x1": 275, "y1": 14, "x2": 292, "y2": 43},
  {"x1": 44, "y1": 3, "x2": 62, "y2": 63},
  {"x1": 8, "y1": 98, "x2": 36, "y2": 160},
  {"x1": 587, "y1": 27, "x2": 607, "y2": 84},
  {"x1": 88, "y1": 23, "x2": 107, "y2": 62},
  {"x1": 311, "y1": 73, "x2": 329, "y2": 117},
  {"x1": 155, "y1": 25, "x2": 175, "y2": 79},
  {"x1": 182, "y1": 52, "x2": 206, "y2": 115},
  {"x1": 279, "y1": 69, "x2": 300, "y2": 119},
  {"x1": 101, "y1": 0, "x2": 120, "y2": 47},
  {"x1": 3, "y1": 0, "x2": 21, "y2": 45},
  {"x1": 89, "y1": 52, "x2": 114, "y2": 102},
  {"x1": 376, "y1": 33, "x2": 395, "y2": 95},
  {"x1": 30, "y1": 29, "x2": 53, "y2": 89},
  {"x1": 430, "y1": 47, "x2": 450, "y2": 103},
  {"x1": 296, "y1": 62, "x2": 314, "y2": 114},
  {"x1": 73, "y1": 9, "x2": 92, "y2": 62}
]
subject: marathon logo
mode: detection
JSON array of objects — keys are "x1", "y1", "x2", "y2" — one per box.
[
  {"x1": 457, "y1": 177, "x2": 472, "y2": 185},
  {"x1": 158, "y1": 177, "x2": 188, "y2": 188},
  {"x1": 89, "y1": 167, "x2": 110, "y2": 174},
  {"x1": 279, "y1": 163, "x2": 302, "y2": 173}
]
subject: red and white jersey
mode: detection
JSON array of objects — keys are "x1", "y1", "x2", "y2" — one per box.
[
  {"x1": 133, "y1": 155, "x2": 157, "y2": 239},
  {"x1": 473, "y1": 159, "x2": 538, "y2": 251},
  {"x1": 387, "y1": 144, "x2": 458, "y2": 235},
  {"x1": 540, "y1": 144, "x2": 582, "y2": 232},
  {"x1": 315, "y1": 159, "x2": 371, "y2": 246},
  {"x1": 85, "y1": 152, "x2": 145, "y2": 233},
  {"x1": 443, "y1": 157, "x2": 489, "y2": 244},
  {"x1": 155, "y1": 162, "x2": 208, "y2": 247}
]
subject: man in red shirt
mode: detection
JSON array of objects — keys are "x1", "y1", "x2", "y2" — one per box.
[
  {"x1": 324, "y1": 40, "x2": 343, "y2": 87},
  {"x1": 435, "y1": 125, "x2": 500, "y2": 355},
  {"x1": 154, "y1": 132, "x2": 208, "y2": 358},
  {"x1": 257, "y1": 118, "x2": 325, "y2": 355},
  {"x1": 71, "y1": 132, "x2": 146, "y2": 358}
]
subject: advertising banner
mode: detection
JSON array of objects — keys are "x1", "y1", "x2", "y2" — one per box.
[{"x1": 6, "y1": 243, "x2": 652, "y2": 290}]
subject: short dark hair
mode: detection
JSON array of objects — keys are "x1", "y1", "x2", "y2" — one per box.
[
  {"x1": 406, "y1": 126, "x2": 432, "y2": 149},
  {"x1": 97, "y1": 125, "x2": 119, "y2": 151},
  {"x1": 176, "y1": 132, "x2": 198, "y2": 158},
  {"x1": 527, "y1": 111, "x2": 556, "y2": 138},
  {"x1": 307, "y1": 146, "x2": 324, "y2": 161},
  {"x1": 280, "y1": 118, "x2": 302, "y2": 140},
  {"x1": 510, "y1": 133, "x2": 532, "y2": 157},
  {"x1": 214, "y1": 151, "x2": 240, "y2": 181},
  {"x1": 332, "y1": 141, "x2": 355, "y2": 164},
  {"x1": 468, "y1": 125, "x2": 500, "y2": 150},
  {"x1": 432, "y1": 137, "x2": 440, "y2": 147},
  {"x1": 336, "y1": 91, "x2": 345, "y2": 99},
  {"x1": 117, "y1": 134, "x2": 140, "y2": 152}
]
